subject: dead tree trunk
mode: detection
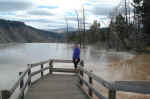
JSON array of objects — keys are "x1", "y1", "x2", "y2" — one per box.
[
  {"x1": 65, "y1": 17, "x2": 69, "y2": 43},
  {"x1": 75, "y1": 10, "x2": 82, "y2": 48},
  {"x1": 82, "y1": 7, "x2": 86, "y2": 47}
]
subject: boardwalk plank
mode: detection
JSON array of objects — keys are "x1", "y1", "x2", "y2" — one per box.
[{"x1": 25, "y1": 74, "x2": 88, "y2": 99}]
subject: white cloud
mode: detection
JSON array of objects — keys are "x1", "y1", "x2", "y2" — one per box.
[
  {"x1": 27, "y1": 8, "x2": 54, "y2": 16},
  {"x1": 0, "y1": 0, "x2": 33, "y2": 12},
  {"x1": 0, "y1": 0, "x2": 121, "y2": 29}
]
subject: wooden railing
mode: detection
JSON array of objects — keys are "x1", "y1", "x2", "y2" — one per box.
[
  {"x1": 1, "y1": 59, "x2": 150, "y2": 99},
  {"x1": 0, "y1": 59, "x2": 75, "y2": 99},
  {"x1": 78, "y1": 66, "x2": 150, "y2": 99}
]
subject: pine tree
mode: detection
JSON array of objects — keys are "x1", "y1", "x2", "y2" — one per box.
[
  {"x1": 88, "y1": 20, "x2": 100, "y2": 43},
  {"x1": 132, "y1": 0, "x2": 143, "y2": 32},
  {"x1": 143, "y1": 0, "x2": 150, "y2": 36}
]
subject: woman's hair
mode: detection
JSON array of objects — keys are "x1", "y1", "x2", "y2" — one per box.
[{"x1": 74, "y1": 44, "x2": 78, "y2": 48}]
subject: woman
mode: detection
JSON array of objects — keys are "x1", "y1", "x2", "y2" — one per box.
[{"x1": 72, "y1": 44, "x2": 80, "y2": 70}]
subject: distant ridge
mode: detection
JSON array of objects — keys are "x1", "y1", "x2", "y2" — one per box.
[
  {"x1": 49, "y1": 27, "x2": 77, "y2": 33},
  {"x1": 0, "y1": 19, "x2": 63, "y2": 43}
]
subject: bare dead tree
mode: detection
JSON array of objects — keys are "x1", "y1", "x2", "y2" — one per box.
[
  {"x1": 125, "y1": 0, "x2": 128, "y2": 24},
  {"x1": 125, "y1": 0, "x2": 129, "y2": 25},
  {"x1": 65, "y1": 16, "x2": 69, "y2": 43},
  {"x1": 128, "y1": 0, "x2": 131, "y2": 24},
  {"x1": 82, "y1": 7, "x2": 86, "y2": 47},
  {"x1": 75, "y1": 9, "x2": 82, "y2": 47}
]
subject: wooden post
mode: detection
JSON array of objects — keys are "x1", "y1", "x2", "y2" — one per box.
[
  {"x1": 80, "y1": 60, "x2": 84, "y2": 86},
  {"x1": 1, "y1": 90, "x2": 11, "y2": 99},
  {"x1": 28, "y1": 64, "x2": 31, "y2": 86},
  {"x1": 109, "y1": 89, "x2": 116, "y2": 99},
  {"x1": 88, "y1": 70, "x2": 93, "y2": 97},
  {"x1": 80, "y1": 60, "x2": 84, "y2": 77},
  {"x1": 41, "y1": 64, "x2": 44, "y2": 77},
  {"x1": 19, "y1": 72, "x2": 24, "y2": 99},
  {"x1": 19, "y1": 72, "x2": 24, "y2": 89},
  {"x1": 21, "y1": 92, "x2": 24, "y2": 99},
  {"x1": 49, "y1": 60, "x2": 53, "y2": 74},
  {"x1": 80, "y1": 60, "x2": 84, "y2": 67}
]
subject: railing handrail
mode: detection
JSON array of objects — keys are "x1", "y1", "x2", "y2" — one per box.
[
  {"x1": 30, "y1": 59, "x2": 73, "y2": 68},
  {"x1": 78, "y1": 65, "x2": 150, "y2": 99},
  {"x1": 17, "y1": 75, "x2": 31, "y2": 99},
  {"x1": 115, "y1": 81, "x2": 150, "y2": 94},
  {"x1": 2, "y1": 59, "x2": 76, "y2": 99},
  {"x1": 79, "y1": 66, "x2": 114, "y2": 90},
  {"x1": 30, "y1": 59, "x2": 51, "y2": 68},
  {"x1": 10, "y1": 66, "x2": 31, "y2": 94},
  {"x1": 2, "y1": 59, "x2": 150, "y2": 99}
]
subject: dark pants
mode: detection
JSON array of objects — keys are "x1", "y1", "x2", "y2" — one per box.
[{"x1": 73, "y1": 58, "x2": 80, "y2": 69}]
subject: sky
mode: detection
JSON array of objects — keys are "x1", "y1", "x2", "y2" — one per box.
[{"x1": 0, "y1": 0, "x2": 121, "y2": 30}]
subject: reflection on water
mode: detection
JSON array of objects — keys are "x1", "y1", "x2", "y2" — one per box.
[
  {"x1": 0, "y1": 43, "x2": 150, "y2": 99},
  {"x1": 0, "y1": 43, "x2": 133, "y2": 89}
]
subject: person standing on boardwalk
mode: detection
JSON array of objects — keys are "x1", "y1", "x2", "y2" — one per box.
[{"x1": 73, "y1": 44, "x2": 80, "y2": 70}]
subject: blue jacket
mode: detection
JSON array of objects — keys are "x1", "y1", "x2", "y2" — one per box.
[{"x1": 73, "y1": 48, "x2": 80, "y2": 59}]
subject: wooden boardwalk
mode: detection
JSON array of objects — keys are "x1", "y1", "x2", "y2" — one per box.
[
  {"x1": 25, "y1": 74, "x2": 88, "y2": 99},
  {"x1": 1, "y1": 59, "x2": 150, "y2": 99}
]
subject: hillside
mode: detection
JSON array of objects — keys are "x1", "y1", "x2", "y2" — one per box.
[{"x1": 0, "y1": 19, "x2": 63, "y2": 43}]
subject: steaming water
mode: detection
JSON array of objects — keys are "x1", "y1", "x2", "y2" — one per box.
[{"x1": 1, "y1": 43, "x2": 148, "y2": 99}]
